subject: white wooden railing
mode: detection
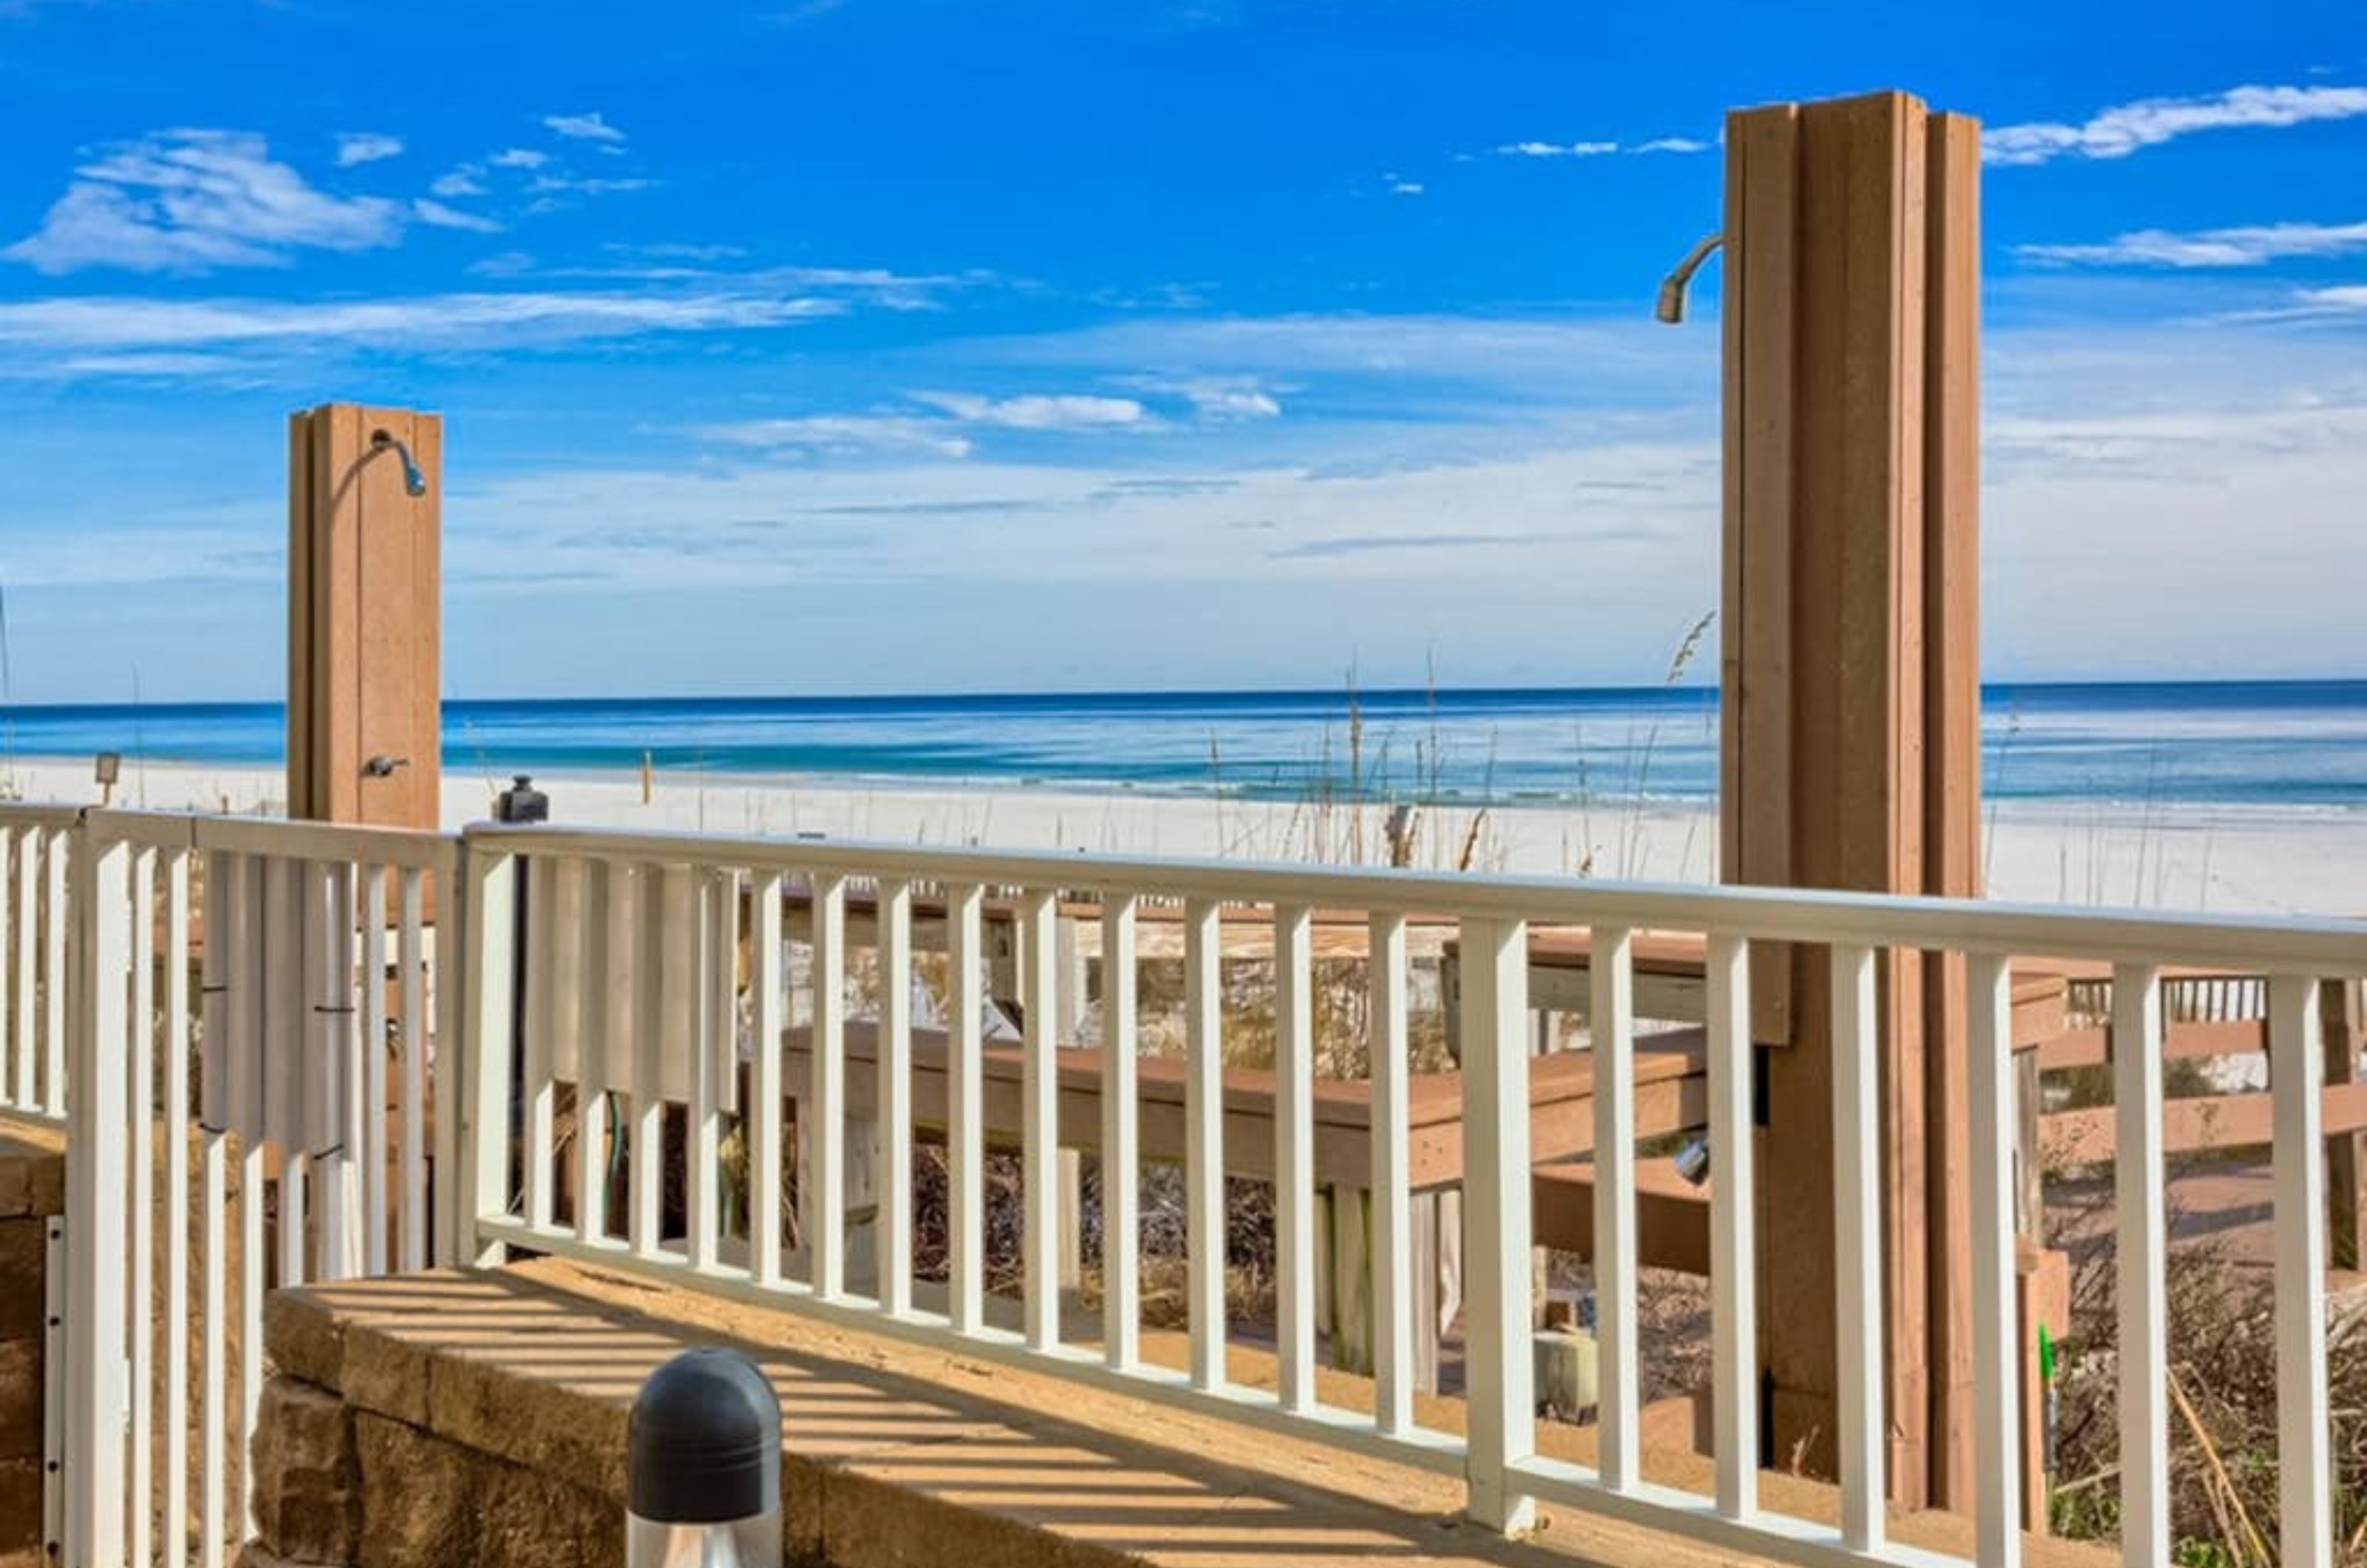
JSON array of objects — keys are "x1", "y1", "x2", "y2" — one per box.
[{"x1": 17, "y1": 803, "x2": 2365, "y2": 1568}]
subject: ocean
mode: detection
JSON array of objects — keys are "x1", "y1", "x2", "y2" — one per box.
[{"x1": 4, "y1": 680, "x2": 2363, "y2": 811}]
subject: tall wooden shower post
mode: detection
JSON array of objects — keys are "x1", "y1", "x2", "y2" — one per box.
[
  {"x1": 287, "y1": 403, "x2": 443, "y2": 832},
  {"x1": 1718, "y1": 92, "x2": 1983, "y2": 1510}
]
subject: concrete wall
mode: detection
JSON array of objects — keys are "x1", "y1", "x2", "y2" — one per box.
[{"x1": 0, "y1": 1121, "x2": 64, "y2": 1568}]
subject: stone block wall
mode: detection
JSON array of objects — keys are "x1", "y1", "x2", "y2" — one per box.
[{"x1": 0, "y1": 1121, "x2": 65, "y2": 1568}]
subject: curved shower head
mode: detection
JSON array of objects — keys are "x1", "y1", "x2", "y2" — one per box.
[
  {"x1": 370, "y1": 428, "x2": 428, "y2": 498},
  {"x1": 1654, "y1": 232, "x2": 1726, "y2": 325}
]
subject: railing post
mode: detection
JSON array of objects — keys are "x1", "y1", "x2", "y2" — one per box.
[
  {"x1": 455, "y1": 834, "x2": 514, "y2": 1266},
  {"x1": 64, "y1": 817, "x2": 128, "y2": 1568},
  {"x1": 1459, "y1": 915, "x2": 1534, "y2": 1534}
]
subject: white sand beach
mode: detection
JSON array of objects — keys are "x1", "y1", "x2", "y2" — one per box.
[{"x1": 13, "y1": 754, "x2": 2361, "y2": 916}]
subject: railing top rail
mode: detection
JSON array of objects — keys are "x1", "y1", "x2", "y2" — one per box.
[
  {"x1": 465, "y1": 822, "x2": 2367, "y2": 973},
  {"x1": 0, "y1": 800, "x2": 96, "y2": 831},
  {"x1": 86, "y1": 808, "x2": 453, "y2": 871}
]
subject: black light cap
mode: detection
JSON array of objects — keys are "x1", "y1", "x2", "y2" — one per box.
[{"x1": 628, "y1": 1348, "x2": 782, "y2": 1524}]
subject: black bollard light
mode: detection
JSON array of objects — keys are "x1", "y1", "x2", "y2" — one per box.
[{"x1": 629, "y1": 1349, "x2": 782, "y2": 1568}]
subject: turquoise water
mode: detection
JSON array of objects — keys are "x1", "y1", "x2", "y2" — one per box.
[{"x1": 5, "y1": 680, "x2": 2364, "y2": 809}]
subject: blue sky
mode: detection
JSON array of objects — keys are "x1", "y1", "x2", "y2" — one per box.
[{"x1": 0, "y1": 1, "x2": 2362, "y2": 702}]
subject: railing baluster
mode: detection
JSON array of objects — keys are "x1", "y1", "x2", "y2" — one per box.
[
  {"x1": 461, "y1": 849, "x2": 519, "y2": 1268},
  {"x1": 163, "y1": 848, "x2": 191, "y2": 1568},
  {"x1": 1274, "y1": 902, "x2": 1316, "y2": 1413},
  {"x1": 575, "y1": 862, "x2": 610, "y2": 1246},
  {"x1": 43, "y1": 827, "x2": 65, "y2": 1116},
  {"x1": 629, "y1": 862, "x2": 665, "y2": 1258},
  {"x1": 749, "y1": 871, "x2": 786, "y2": 1287},
  {"x1": 1459, "y1": 915, "x2": 1534, "y2": 1533},
  {"x1": 2115, "y1": 962, "x2": 2170, "y2": 1568},
  {"x1": 13, "y1": 828, "x2": 34, "y2": 1111},
  {"x1": 1831, "y1": 942, "x2": 1884, "y2": 1552},
  {"x1": 879, "y1": 880, "x2": 915, "y2": 1316},
  {"x1": 1021, "y1": 888, "x2": 1061, "y2": 1351},
  {"x1": 947, "y1": 884, "x2": 985, "y2": 1332},
  {"x1": 128, "y1": 846, "x2": 156, "y2": 1568},
  {"x1": 549, "y1": 858, "x2": 589, "y2": 1243},
  {"x1": 323, "y1": 860, "x2": 359, "y2": 1281},
  {"x1": 0, "y1": 829, "x2": 15, "y2": 1111},
  {"x1": 396, "y1": 868, "x2": 428, "y2": 1270},
  {"x1": 359, "y1": 865, "x2": 388, "y2": 1274},
  {"x1": 1968, "y1": 951, "x2": 2022, "y2": 1568},
  {"x1": 1368, "y1": 910, "x2": 1413, "y2": 1437},
  {"x1": 1706, "y1": 932, "x2": 1757, "y2": 1518},
  {"x1": 1591, "y1": 922, "x2": 1639, "y2": 1491},
  {"x1": 1185, "y1": 897, "x2": 1225, "y2": 1390},
  {"x1": 1101, "y1": 893, "x2": 1141, "y2": 1372},
  {"x1": 2269, "y1": 973, "x2": 2331, "y2": 1568},
  {"x1": 685, "y1": 867, "x2": 723, "y2": 1271},
  {"x1": 811, "y1": 873, "x2": 848, "y2": 1298},
  {"x1": 65, "y1": 828, "x2": 129, "y2": 1568},
  {"x1": 522, "y1": 856, "x2": 561, "y2": 1232}
]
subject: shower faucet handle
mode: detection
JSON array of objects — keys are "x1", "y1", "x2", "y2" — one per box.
[{"x1": 363, "y1": 754, "x2": 411, "y2": 779}]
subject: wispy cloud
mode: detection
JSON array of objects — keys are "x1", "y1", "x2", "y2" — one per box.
[
  {"x1": 0, "y1": 285, "x2": 850, "y2": 360},
  {"x1": 2020, "y1": 219, "x2": 2367, "y2": 267},
  {"x1": 489, "y1": 148, "x2": 549, "y2": 169},
  {"x1": 411, "y1": 198, "x2": 504, "y2": 234},
  {"x1": 430, "y1": 167, "x2": 487, "y2": 198},
  {"x1": 698, "y1": 415, "x2": 975, "y2": 458},
  {"x1": 543, "y1": 111, "x2": 625, "y2": 143},
  {"x1": 2220, "y1": 284, "x2": 2367, "y2": 323},
  {"x1": 1123, "y1": 373, "x2": 1283, "y2": 419},
  {"x1": 4, "y1": 129, "x2": 402, "y2": 274},
  {"x1": 1984, "y1": 84, "x2": 2367, "y2": 166},
  {"x1": 911, "y1": 391, "x2": 1150, "y2": 430},
  {"x1": 1492, "y1": 136, "x2": 1709, "y2": 158},
  {"x1": 1496, "y1": 140, "x2": 1617, "y2": 158},
  {"x1": 334, "y1": 132, "x2": 405, "y2": 167}
]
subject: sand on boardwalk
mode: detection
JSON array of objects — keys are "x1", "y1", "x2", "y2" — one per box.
[{"x1": 7, "y1": 754, "x2": 2362, "y2": 916}]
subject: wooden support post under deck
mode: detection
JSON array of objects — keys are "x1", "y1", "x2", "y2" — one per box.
[
  {"x1": 2326, "y1": 979, "x2": 2366, "y2": 1271},
  {"x1": 1721, "y1": 91, "x2": 1983, "y2": 1509}
]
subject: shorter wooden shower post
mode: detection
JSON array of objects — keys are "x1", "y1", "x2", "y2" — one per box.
[{"x1": 287, "y1": 403, "x2": 442, "y2": 832}]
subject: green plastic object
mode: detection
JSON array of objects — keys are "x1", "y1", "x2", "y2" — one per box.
[{"x1": 2038, "y1": 1323, "x2": 2056, "y2": 1384}]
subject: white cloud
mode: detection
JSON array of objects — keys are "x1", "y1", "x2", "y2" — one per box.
[
  {"x1": 1496, "y1": 140, "x2": 1618, "y2": 158},
  {"x1": 4, "y1": 129, "x2": 402, "y2": 274},
  {"x1": 527, "y1": 173, "x2": 655, "y2": 197},
  {"x1": 1984, "y1": 84, "x2": 2367, "y2": 166},
  {"x1": 698, "y1": 416, "x2": 974, "y2": 458},
  {"x1": 911, "y1": 391, "x2": 1150, "y2": 430},
  {"x1": 1492, "y1": 137, "x2": 1707, "y2": 160},
  {"x1": 430, "y1": 167, "x2": 486, "y2": 197},
  {"x1": 411, "y1": 198, "x2": 504, "y2": 234},
  {"x1": 334, "y1": 132, "x2": 405, "y2": 167},
  {"x1": 0, "y1": 286, "x2": 848, "y2": 356},
  {"x1": 489, "y1": 148, "x2": 549, "y2": 169},
  {"x1": 1126, "y1": 374, "x2": 1284, "y2": 419},
  {"x1": 543, "y1": 112, "x2": 624, "y2": 143},
  {"x1": 2221, "y1": 284, "x2": 2367, "y2": 323},
  {"x1": 2019, "y1": 219, "x2": 2367, "y2": 267},
  {"x1": 1389, "y1": 179, "x2": 1424, "y2": 196}
]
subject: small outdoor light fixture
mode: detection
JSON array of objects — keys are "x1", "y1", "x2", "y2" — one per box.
[
  {"x1": 368, "y1": 428, "x2": 429, "y2": 498},
  {"x1": 1673, "y1": 1135, "x2": 1711, "y2": 1186},
  {"x1": 628, "y1": 1348, "x2": 782, "y2": 1568},
  {"x1": 94, "y1": 751, "x2": 121, "y2": 804},
  {"x1": 493, "y1": 774, "x2": 549, "y2": 824},
  {"x1": 1654, "y1": 232, "x2": 1725, "y2": 324}
]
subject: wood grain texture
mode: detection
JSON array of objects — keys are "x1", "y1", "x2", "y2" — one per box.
[{"x1": 286, "y1": 403, "x2": 442, "y2": 833}]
